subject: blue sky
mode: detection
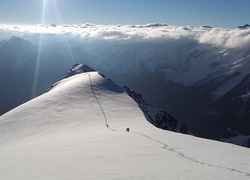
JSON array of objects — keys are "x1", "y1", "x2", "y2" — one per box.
[{"x1": 0, "y1": 0, "x2": 249, "y2": 28}]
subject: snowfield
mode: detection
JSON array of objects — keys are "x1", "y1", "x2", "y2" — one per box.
[{"x1": 0, "y1": 71, "x2": 250, "y2": 179}]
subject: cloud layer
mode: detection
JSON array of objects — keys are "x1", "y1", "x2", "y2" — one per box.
[{"x1": 1, "y1": 23, "x2": 250, "y2": 49}]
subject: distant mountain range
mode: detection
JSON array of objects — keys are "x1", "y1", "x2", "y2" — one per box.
[{"x1": 0, "y1": 35, "x2": 249, "y2": 147}]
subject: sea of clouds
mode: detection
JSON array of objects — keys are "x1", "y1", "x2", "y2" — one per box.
[{"x1": 0, "y1": 23, "x2": 250, "y2": 49}]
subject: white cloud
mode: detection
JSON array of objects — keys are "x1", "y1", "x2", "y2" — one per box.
[
  {"x1": 0, "y1": 24, "x2": 249, "y2": 49},
  {"x1": 197, "y1": 28, "x2": 250, "y2": 49}
]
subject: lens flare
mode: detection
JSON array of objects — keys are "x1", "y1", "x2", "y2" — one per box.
[
  {"x1": 52, "y1": 0, "x2": 76, "y2": 65},
  {"x1": 31, "y1": 0, "x2": 76, "y2": 98},
  {"x1": 31, "y1": 0, "x2": 47, "y2": 98}
]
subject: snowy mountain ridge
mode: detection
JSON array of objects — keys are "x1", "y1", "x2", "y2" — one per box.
[
  {"x1": 0, "y1": 65, "x2": 250, "y2": 179},
  {"x1": 52, "y1": 64, "x2": 188, "y2": 134},
  {"x1": 61, "y1": 64, "x2": 95, "y2": 79}
]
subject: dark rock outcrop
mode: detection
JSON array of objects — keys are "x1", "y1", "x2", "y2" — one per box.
[{"x1": 124, "y1": 86, "x2": 188, "y2": 134}]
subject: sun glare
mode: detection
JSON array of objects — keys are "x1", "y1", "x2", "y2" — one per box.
[
  {"x1": 31, "y1": 0, "x2": 75, "y2": 98},
  {"x1": 52, "y1": 0, "x2": 76, "y2": 64},
  {"x1": 31, "y1": 0, "x2": 47, "y2": 98}
]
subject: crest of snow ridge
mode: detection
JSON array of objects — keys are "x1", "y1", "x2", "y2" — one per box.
[
  {"x1": 50, "y1": 64, "x2": 188, "y2": 134},
  {"x1": 46, "y1": 64, "x2": 95, "y2": 92},
  {"x1": 61, "y1": 64, "x2": 95, "y2": 79}
]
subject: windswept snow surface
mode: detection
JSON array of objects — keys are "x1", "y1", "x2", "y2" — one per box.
[{"x1": 0, "y1": 72, "x2": 250, "y2": 179}]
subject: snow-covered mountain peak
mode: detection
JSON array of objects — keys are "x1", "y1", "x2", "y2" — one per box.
[
  {"x1": 49, "y1": 64, "x2": 187, "y2": 133},
  {"x1": 61, "y1": 63, "x2": 95, "y2": 79}
]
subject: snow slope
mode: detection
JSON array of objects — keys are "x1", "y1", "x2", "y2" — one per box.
[{"x1": 0, "y1": 71, "x2": 250, "y2": 179}]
